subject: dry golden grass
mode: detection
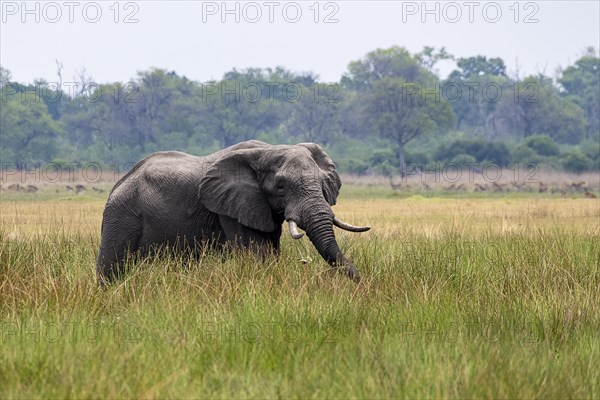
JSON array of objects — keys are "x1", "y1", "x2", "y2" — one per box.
[
  {"x1": 2, "y1": 196, "x2": 598, "y2": 238},
  {"x1": 335, "y1": 197, "x2": 600, "y2": 237}
]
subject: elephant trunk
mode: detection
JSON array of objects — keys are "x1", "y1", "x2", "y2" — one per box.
[{"x1": 298, "y1": 205, "x2": 360, "y2": 281}]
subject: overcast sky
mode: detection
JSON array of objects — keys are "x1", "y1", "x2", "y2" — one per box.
[{"x1": 1, "y1": 1, "x2": 599, "y2": 84}]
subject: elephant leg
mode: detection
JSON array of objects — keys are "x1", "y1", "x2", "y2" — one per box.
[
  {"x1": 218, "y1": 214, "x2": 279, "y2": 259},
  {"x1": 267, "y1": 224, "x2": 282, "y2": 257},
  {"x1": 96, "y1": 213, "x2": 142, "y2": 285}
]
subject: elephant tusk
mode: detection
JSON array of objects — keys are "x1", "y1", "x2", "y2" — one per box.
[
  {"x1": 333, "y1": 216, "x2": 371, "y2": 232},
  {"x1": 288, "y1": 220, "x2": 305, "y2": 239}
]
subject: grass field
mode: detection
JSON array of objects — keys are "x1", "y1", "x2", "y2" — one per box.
[{"x1": 1, "y1": 186, "x2": 599, "y2": 398}]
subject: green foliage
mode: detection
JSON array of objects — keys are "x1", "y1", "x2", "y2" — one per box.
[
  {"x1": 341, "y1": 46, "x2": 431, "y2": 91},
  {"x1": 365, "y1": 147, "x2": 430, "y2": 175},
  {"x1": 405, "y1": 150, "x2": 430, "y2": 165},
  {"x1": 202, "y1": 68, "x2": 297, "y2": 148},
  {"x1": 369, "y1": 148, "x2": 397, "y2": 166},
  {"x1": 285, "y1": 82, "x2": 342, "y2": 146},
  {"x1": 511, "y1": 145, "x2": 543, "y2": 165},
  {"x1": 449, "y1": 55, "x2": 507, "y2": 79},
  {"x1": 511, "y1": 135, "x2": 564, "y2": 169},
  {"x1": 578, "y1": 138, "x2": 600, "y2": 170},
  {"x1": 366, "y1": 148, "x2": 397, "y2": 176},
  {"x1": 0, "y1": 92, "x2": 64, "y2": 164},
  {"x1": 433, "y1": 138, "x2": 510, "y2": 166},
  {"x1": 562, "y1": 151, "x2": 593, "y2": 173},
  {"x1": 416, "y1": 46, "x2": 454, "y2": 73},
  {"x1": 344, "y1": 159, "x2": 370, "y2": 175},
  {"x1": 524, "y1": 135, "x2": 560, "y2": 156},
  {"x1": 559, "y1": 53, "x2": 600, "y2": 140},
  {"x1": 451, "y1": 154, "x2": 477, "y2": 164},
  {"x1": 442, "y1": 72, "x2": 508, "y2": 135},
  {"x1": 519, "y1": 76, "x2": 587, "y2": 144},
  {"x1": 340, "y1": 47, "x2": 456, "y2": 173},
  {"x1": 1, "y1": 52, "x2": 597, "y2": 172}
]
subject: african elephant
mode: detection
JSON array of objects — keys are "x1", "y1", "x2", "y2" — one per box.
[{"x1": 96, "y1": 140, "x2": 370, "y2": 284}]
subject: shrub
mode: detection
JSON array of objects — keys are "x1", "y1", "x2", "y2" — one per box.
[
  {"x1": 344, "y1": 159, "x2": 370, "y2": 175},
  {"x1": 484, "y1": 142, "x2": 510, "y2": 166},
  {"x1": 451, "y1": 154, "x2": 477, "y2": 164},
  {"x1": 368, "y1": 149, "x2": 398, "y2": 167},
  {"x1": 511, "y1": 145, "x2": 537, "y2": 165},
  {"x1": 524, "y1": 135, "x2": 560, "y2": 156},
  {"x1": 579, "y1": 140, "x2": 600, "y2": 171},
  {"x1": 433, "y1": 139, "x2": 484, "y2": 162},
  {"x1": 405, "y1": 151, "x2": 430, "y2": 165},
  {"x1": 562, "y1": 151, "x2": 593, "y2": 173},
  {"x1": 433, "y1": 139, "x2": 509, "y2": 166}
]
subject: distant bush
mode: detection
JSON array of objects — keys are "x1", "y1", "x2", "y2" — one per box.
[
  {"x1": 433, "y1": 139, "x2": 510, "y2": 166},
  {"x1": 433, "y1": 139, "x2": 483, "y2": 162},
  {"x1": 511, "y1": 146, "x2": 547, "y2": 165},
  {"x1": 451, "y1": 154, "x2": 477, "y2": 164},
  {"x1": 579, "y1": 140, "x2": 600, "y2": 171},
  {"x1": 368, "y1": 149, "x2": 398, "y2": 167},
  {"x1": 562, "y1": 151, "x2": 593, "y2": 173},
  {"x1": 405, "y1": 150, "x2": 430, "y2": 165},
  {"x1": 524, "y1": 135, "x2": 560, "y2": 156},
  {"x1": 344, "y1": 159, "x2": 370, "y2": 175},
  {"x1": 484, "y1": 142, "x2": 511, "y2": 166}
]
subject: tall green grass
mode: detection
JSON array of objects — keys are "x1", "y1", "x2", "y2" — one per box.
[{"x1": 1, "y1": 198, "x2": 599, "y2": 398}]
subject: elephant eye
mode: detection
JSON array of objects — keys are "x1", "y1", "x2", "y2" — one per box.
[{"x1": 274, "y1": 175, "x2": 287, "y2": 192}]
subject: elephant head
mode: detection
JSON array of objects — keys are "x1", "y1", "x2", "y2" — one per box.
[{"x1": 198, "y1": 142, "x2": 369, "y2": 280}]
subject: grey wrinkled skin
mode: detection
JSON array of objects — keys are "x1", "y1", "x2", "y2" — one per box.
[{"x1": 96, "y1": 140, "x2": 368, "y2": 284}]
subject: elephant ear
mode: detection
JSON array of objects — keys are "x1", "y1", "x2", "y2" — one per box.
[
  {"x1": 297, "y1": 143, "x2": 342, "y2": 206},
  {"x1": 199, "y1": 149, "x2": 275, "y2": 232}
]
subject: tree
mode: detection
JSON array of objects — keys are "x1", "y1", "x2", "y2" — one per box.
[
  {"x1": 416, "y1": 46, "x2": 453, "y2": 74},
  {"x1": 559, "y1": 53, "x2": 600, "y2": 140},
  {"x1": 517, "y1": 76, "x2": 586, "y2": 143},
  {"x1": 201, "y1": 67, "x2": 310, "y2": 147},
  {"x1": 285, "y1": 83, "x2": 342, "y2": 146},
  {"x1": 61, "y1": 86, "x2": 131, "y2": 154},
  {"x1": 108, "y1": 69, "x2": 203, "y2": 154},
  {"x1": 342, "y1": 47, "x2": 455, "y2": 174},
  {"x1": 524, "y1": 135, "x2": 560, "y2": 156},
  {"x1": 0, "y1": 66, "x2": 11, "y2": 85},
  {"x1": 562, "y1": 151, "x2": 593, "y2": 173},
  {"x1": 59, "y1": 69, "x2": 209, "y2": 164},
  {"x1": 341, "y1": 46, "x2": 428, "y2": 91},
  {"x1": 366, "y1": 77, "x2": 455, "y2": 174},
  {"x1": 443, "y1": 55, "x2": 509, "y2": 134},
  {"x1": 433, "y1": 138, "x2": 510, "y2": 166},
  {"x1": 122, "y1": 68, "x2": 181, "y2": 151},
  {"x1": 449, "y1": 55, "x2": 507, "y2": 79},
  {"x1": 0, "y1": 92, "x2": 64, "y2": 165}
]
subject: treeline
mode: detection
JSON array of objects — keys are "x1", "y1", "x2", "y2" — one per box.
[{"x1": 1, "y1": 46, "x2": 599, "y2": 174}]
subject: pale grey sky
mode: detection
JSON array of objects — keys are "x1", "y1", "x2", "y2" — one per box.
[{"x1": 1, "y1": 1, "x2": 599, "y2": 84}]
